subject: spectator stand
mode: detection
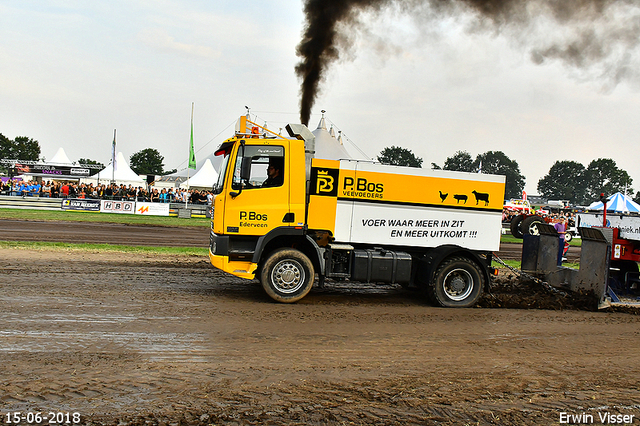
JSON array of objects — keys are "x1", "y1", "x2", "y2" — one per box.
[{"x1": 2, "y1": 151, "x2": 213, "y2": 217}]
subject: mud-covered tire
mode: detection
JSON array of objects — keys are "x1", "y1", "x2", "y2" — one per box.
[
  {"x1": 510, "y1": 215, "x2": 525, "y2": 239},
  {"x1": 522, "y1": 215, "x2": 545, "y2": 236},
  {"x1": 260, "y1": 248, "x2": 315, "y2": 303},
  {"x1": 427, "y1": 257, "x2": 485, "y2": 308}
]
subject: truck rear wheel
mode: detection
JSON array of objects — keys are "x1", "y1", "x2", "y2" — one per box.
[
  {"x1": 428, "y1": 257, "x2": 485, "y2": 308},
  {"x1": 260, "y1": 248, "x2": 315, "y2": 303}
]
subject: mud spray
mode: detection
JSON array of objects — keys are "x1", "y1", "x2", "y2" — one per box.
[{"x1": 295, "y1": 0, "x2": 640, "y2": 126}]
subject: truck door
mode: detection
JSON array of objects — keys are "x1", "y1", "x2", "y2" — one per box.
[{"x1": 222, "y1": 142, "x2": 291, "y2": 236}]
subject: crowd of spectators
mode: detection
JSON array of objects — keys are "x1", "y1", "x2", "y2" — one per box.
[
  {"x1": 0, "y1": 180, "x2": 212, "y2": 204},
  {"x1": 502, "y1": 208, "x2": 577, "y2": 228},
  {"x1": 502, "y1": 209, "x2": 523, "y2": 223}
]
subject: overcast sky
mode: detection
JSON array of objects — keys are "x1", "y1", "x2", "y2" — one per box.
[{"x1": 1, "y1": 0, "x2": 639, "y2": 196}]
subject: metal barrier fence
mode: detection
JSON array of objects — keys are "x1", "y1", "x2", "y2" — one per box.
[{"x1": 0, "y1": 195, "x2": 210, "y2": 218}]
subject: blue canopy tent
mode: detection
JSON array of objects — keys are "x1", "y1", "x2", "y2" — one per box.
[{"x1": 587, "y1": 192, "x2": 640, "y2": 213}]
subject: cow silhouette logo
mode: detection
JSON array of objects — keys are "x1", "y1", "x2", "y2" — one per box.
[{"x1": 472, "y1": 190, "x2": 490, "y2": 206}]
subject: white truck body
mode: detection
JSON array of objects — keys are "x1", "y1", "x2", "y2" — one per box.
[{"x1": 320, "y1": 160, "x2": 505, "y2": 252}]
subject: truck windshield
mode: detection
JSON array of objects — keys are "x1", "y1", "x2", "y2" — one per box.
[
  {"x1": 212, "y1": 153, "x2": 230, "y2": 195},
  {"x1": 231, "y1": 145, "x2": 284, "y2": 190}
]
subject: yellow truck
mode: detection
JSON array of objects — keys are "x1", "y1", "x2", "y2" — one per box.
[{"x1": 209, "y1": 115, "x2": 506, "y2": 307}]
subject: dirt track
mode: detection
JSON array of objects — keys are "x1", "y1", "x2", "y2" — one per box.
[
  {"x1": 0, "y1": 219, "x2": 208, "y2": 247},
  {"x1": 1, "y1": 221, "x2": 638, "y2": 425}
]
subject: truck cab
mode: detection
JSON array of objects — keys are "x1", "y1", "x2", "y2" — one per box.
[{"x1": 210, "y1": 117, "x2": 308, "y2": 280}]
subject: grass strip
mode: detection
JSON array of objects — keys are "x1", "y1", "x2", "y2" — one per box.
[
  {"x1": 0, "y1": 240, "x2": 208, "y2": 256},
  {"x1": 492, "y1": 259, "x2": 521, "y2": 269},
  {"x1": 501, "y1": 233, "x2": 582, "y2": 246},
  {"x1": 492, "y1": 259, "x2": 580, "y2": 271},
  {"x1": 1, "y1": 209, "x2": 582, "y2": 247},
  {"x1": 0, "y1": 208, "x2": 210, "y2": 227}
]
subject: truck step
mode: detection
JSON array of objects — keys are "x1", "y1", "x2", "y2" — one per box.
[{"x1": 329, "y1": 243, "x2": 354, "y2": 250}]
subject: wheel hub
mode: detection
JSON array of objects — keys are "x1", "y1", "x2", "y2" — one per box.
[
  {"x1": 450, "y1": 276, "x2": 467, "y2": 293},
  {"x1": 272, "y1": 260, "x2": 304, "y2": 293},
  {"x1": 280, "y1": 268, "x2": 297, "y2": 284},
  {"x1": 443, "y1": 268, "x2": 474, "y2": 301}
]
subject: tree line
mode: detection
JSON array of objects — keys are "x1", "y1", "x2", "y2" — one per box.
[
  {"x1": 377, "y1": 146, "x2": 636, "y2": 205},
  {"x1": 0, "y1": 134, "x2": 41, "y2": 162}
]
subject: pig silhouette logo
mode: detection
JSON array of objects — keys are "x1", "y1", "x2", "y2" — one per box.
[{"x1": 453, "y1": 194, "x2": 468, "y2": 204}]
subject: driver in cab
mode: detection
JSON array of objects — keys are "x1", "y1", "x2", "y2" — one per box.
[{"x1": 262, "y1": 158, "x2": 284, "y2": 188}]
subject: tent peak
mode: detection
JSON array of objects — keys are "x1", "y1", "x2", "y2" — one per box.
[
  {"x1": 316, "y1": 110, "x2": 328, "y2": 131},
  {"x1": 49, "y1": 147, "x2": 73, "y2": 165}
]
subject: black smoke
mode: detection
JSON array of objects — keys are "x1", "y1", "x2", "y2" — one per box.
[{"x1": 295, "y1": 0, "x2": 639, "y2": 125}]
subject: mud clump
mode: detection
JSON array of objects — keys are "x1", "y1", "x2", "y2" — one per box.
[{"x1": 479, "y1": 270, "x2": 599, "y2": 311}]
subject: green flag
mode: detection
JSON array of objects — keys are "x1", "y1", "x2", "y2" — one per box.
[{"x1": 188, "y1": 103, "x2": 196, "y2": 170}]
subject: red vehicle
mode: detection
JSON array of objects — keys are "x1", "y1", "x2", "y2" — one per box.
[
  {"x1": 503, "y1": 198, "x2": 532, "y2": 214},
  {"x1": 577, "y1": 212, "x2": 640, "y2": 295}
]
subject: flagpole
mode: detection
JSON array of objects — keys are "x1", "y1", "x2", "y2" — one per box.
[
  {"x1": 112, "y1": 129, "x2": 116, "y2": 184},
  {"x1": 186, "y1": 102, "x2": 195, "y2": 208}
]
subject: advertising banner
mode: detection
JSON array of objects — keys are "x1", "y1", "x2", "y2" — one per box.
[
  {"x1": 100, "y1": 200, "x2": 135, "y2": 214},
  {"x1": 14, "y1": 164, "x2": 92, "y2": 177},
  {"x1": 578, "y1": 213, "x2": 640, "y2": 241},
  {"x1": 135, "y1": 202, "x2": 170, "y2": 216},
  {"x1": 61, "y1": 198, "x2": 101, "y2": 212}
]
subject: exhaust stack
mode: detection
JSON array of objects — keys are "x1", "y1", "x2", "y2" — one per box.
[{"x1": 286, "y1": 123, "x2": 316, "y2": 181}]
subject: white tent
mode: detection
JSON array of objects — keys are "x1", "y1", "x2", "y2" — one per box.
[
  {"x1": 312, "y1": 115, "x2": 352, "y2": 160},
  {"x1": 49, "y1": 147, "x2": 73, "y2": 164},
  {"x1": 18, "y1": 147, "x2": 73, "y2": 180},
  {"x1": 83, "y1": 152, "x2": 145, "y2": 186},
  {"x1": 587, "y1": 192, "x2": 640, "y2": 213},
  {"x1": 179, "y1": 159, "x2": 218, "y2": 189},
  {"x1": 170, "y1": 153, "x2": 223, "y2": 178}
]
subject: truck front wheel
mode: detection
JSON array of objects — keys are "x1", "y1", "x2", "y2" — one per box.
[
  {"x1": 428, "y1": 257, "x2": 485, "y2": 308},
  {"x1": 260, "y1": 248, "x2": 315, "y2": 303}
]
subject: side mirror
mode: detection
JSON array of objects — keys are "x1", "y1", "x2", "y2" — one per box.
[
  {"x1": 230, "y1": 141, "x2": 246, "y2": 199},
  {"x1": 240, "y1": 157, "x2": 252, "y2": 181}
]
